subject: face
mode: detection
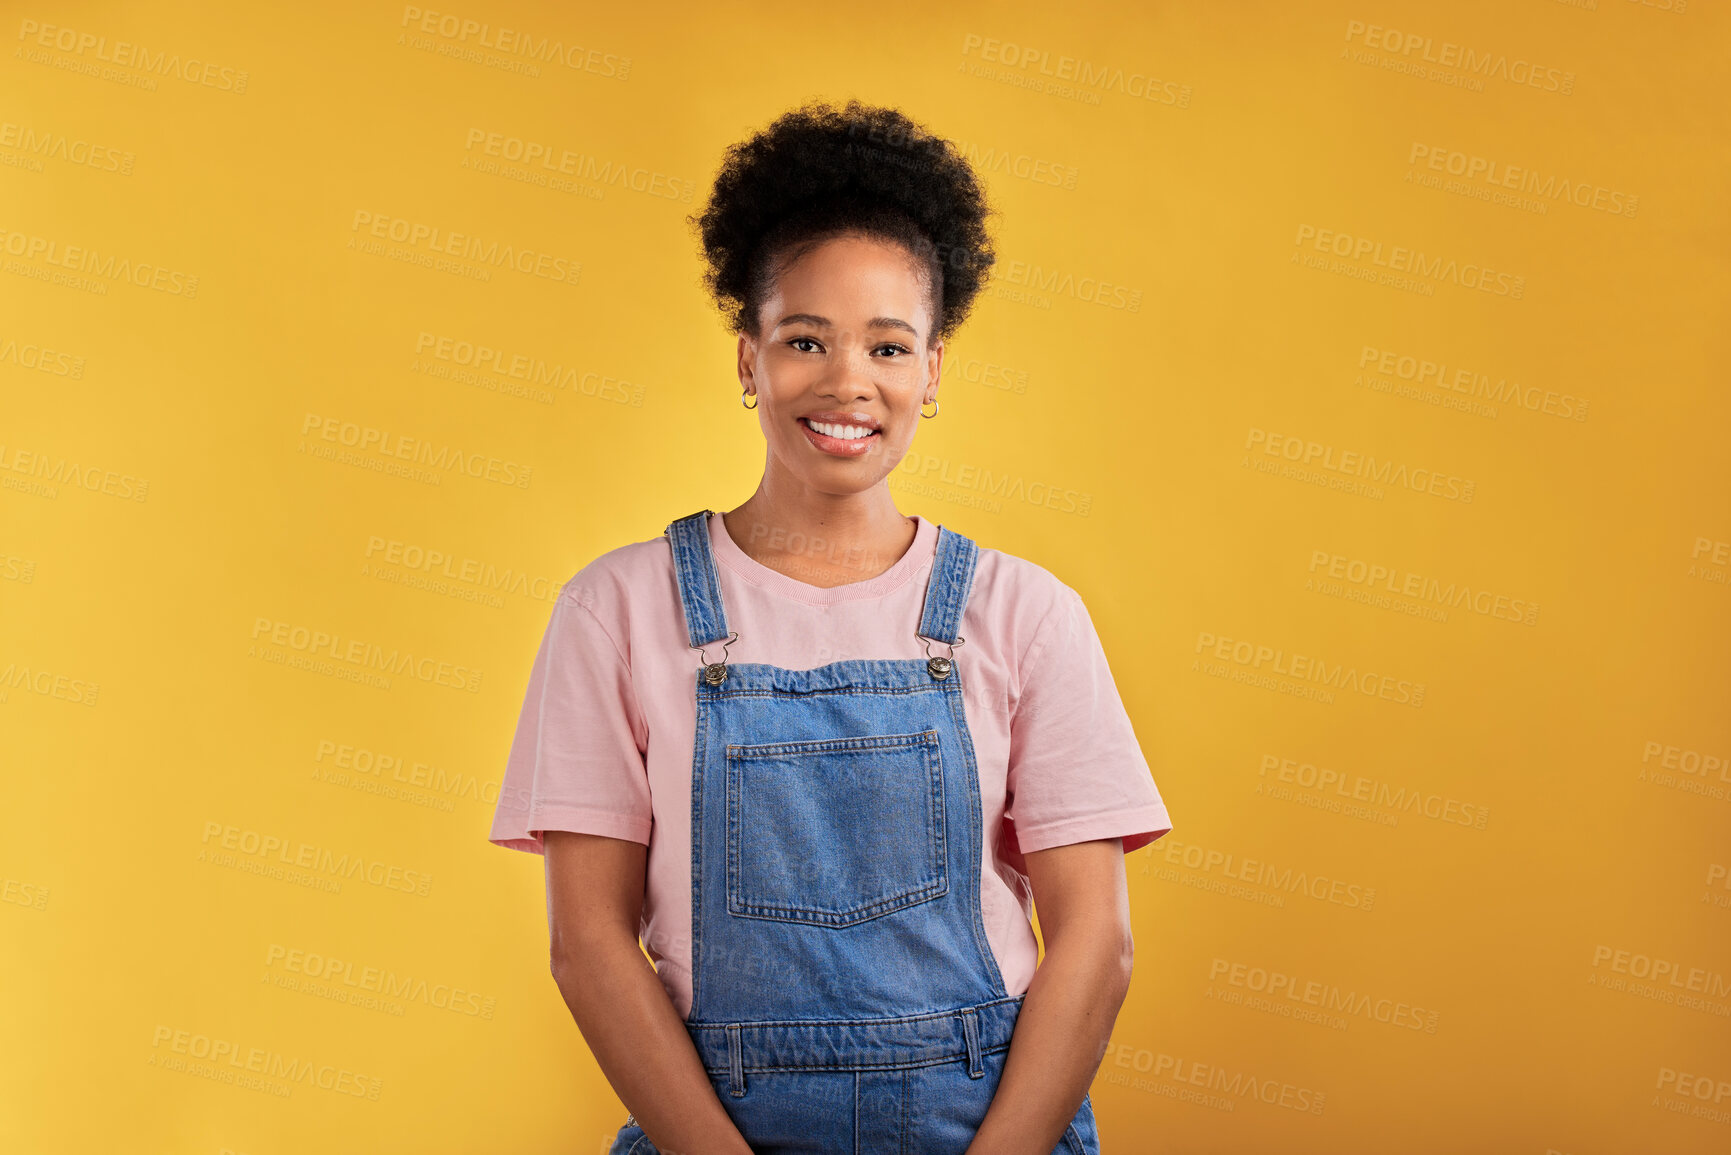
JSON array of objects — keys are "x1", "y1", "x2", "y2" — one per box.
[{"x1": 737, "y1": 233, "x2": 942, "y2": 497}]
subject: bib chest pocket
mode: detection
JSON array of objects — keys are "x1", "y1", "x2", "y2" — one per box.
[{"x1": 725, "y1": 729, "x2": 947, "y2": 927}]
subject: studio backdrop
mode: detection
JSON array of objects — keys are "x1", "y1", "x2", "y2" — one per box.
[{"x1": 2, "y1": 2, "x2": 1727, "y2": 1153}]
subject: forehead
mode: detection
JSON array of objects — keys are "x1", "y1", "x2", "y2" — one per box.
[{"x1": 763, "y1": 234, "x2": 934, "y2": 325}]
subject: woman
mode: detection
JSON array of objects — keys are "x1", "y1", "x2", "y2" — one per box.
[{"x1": 490, "y1": 99, "x2": 1173, "y2": 1155}]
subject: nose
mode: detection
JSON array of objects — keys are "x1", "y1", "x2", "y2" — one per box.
[{"x1": 814, "y1": 342, "x2": 878, "y2": 403}]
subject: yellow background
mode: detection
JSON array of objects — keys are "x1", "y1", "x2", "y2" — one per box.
[{"x1": 4, "y1": 1, "x2": 1728, "y2": 1152}]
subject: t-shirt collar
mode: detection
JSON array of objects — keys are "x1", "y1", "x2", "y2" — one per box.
[{"x1": 708, "y1": 511, "x2": 938, "y2": 606}]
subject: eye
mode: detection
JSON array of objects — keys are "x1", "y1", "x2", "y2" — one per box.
[
  {"x1": 788, "y1": 336, "x2": 823, "y2": 353},
  {"x1": 874, "y1": 343, "x2": 912, "y2": 357}
]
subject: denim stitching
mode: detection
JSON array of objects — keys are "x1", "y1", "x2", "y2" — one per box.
[
  {"x1": 724, "y1": 881, "x2": 949, "y2": 927},
  {"x1": 684, "y1": 1001, "x2": 1023, "y2": 1075},
  {"x1": 725, "y1": 727, "x2": 742, "y2": 925},
  {"x1": 899, "y1": 1067, "x2": 909, "y2": 1155},
  {"x1": 726, "y1": 733, "x2": 947, "y2": 926},
  {"x1": 917, "y1": 529, "x2": 944, "y2": 642},
  {"x1": 675, "y1": 514, "x2": 711, "y2": 647},
  {"x1": 689, "y1": 670, "x2": 709, "y2": 1017},
  {"x1": 947, "y1": 647, "x2": 1007, "y2": 994},
  {"x1": 703, "y1": 685, "x2": 941, "y2": 700},
  {"x1": 687, "y1": 992, "x2": 1023, "y2": 1030},
  {"x1": 943, "y1": 531, "x2": 969, "y2": 642},
  {"x1": 921, "y1": 531, "x2": 977, "y2": 645},
  {"x1": 670, "y1": 511, "x2": 729, "y2": 647},
  {"x1": 691, "y1": 1041, "x2": 1015, "y2": 1076},
  {"x1": 960, "y1": 1007, "x2": 983, "y2": 1078},
  {"x1": 670, "y1": 514, "x2": 703, "y2": 648},
  {"x1": 727, "y1": 1023, "x2": 745, "y2": 1096},
  {"x1": 919, "y1": 528, "x2": 966, "y2": 644},
  {"x1": 725, "y1": 729, "x2": 939, "y2": 757},
  {"x1": 916, "y1": 529, "x2": 941, "y2": 641},
  {"x1": 695, "y1": 517, "x2": 727, "y2": 642},
  {"x1": 675, "y1": 516, "x2": 702, "y2": 640},
  {"x1": 694, "y1": 660, "x2": 957, "y2": 695},
  {"x1": 930, "y1": 531, "x2": 959, "y2": 642}
]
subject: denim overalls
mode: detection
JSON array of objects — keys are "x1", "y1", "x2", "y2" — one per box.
[{"x1": 607, "y1": 510, "x2": 1100, "y2": 1155}]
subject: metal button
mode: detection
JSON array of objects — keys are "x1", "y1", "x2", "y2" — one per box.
[
  {"x1": 703, "y1": 662, "x2": 728, "y2": 685},
  {"x1": 927, "y1": 656, "x2": 952, "y2": 680}
]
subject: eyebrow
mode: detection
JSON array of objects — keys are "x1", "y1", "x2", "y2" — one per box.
[{"x1": 774, "y1": 312, "x2": 919, "y2": 336}]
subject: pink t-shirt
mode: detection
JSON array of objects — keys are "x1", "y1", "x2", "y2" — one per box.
[{"x1": 489, "y1": 512, "x2": 1172, "y2": 1018}]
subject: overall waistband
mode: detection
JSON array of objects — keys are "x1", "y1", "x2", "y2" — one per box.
[{"x1": 687, "y1": 994, "x2": 1023, "y2": 1081}]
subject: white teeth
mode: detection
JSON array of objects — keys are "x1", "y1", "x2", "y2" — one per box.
[{"x1": 808, "y1": 420, "x2": 875, "y2": 441}]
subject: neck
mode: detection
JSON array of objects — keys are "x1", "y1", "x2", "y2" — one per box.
[{"x1": 722, "y1": 483, "x2": 916, "y2": 589}]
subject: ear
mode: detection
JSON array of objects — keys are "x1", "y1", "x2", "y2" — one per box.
[
  {"x1": 926, "y1": 338, "x2": 944, "y2": 398},
  {"x1": 737, "y1": 331, "x2": 757, "y2": 392}
]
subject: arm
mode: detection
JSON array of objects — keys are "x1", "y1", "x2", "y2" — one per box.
[
  {"x1": 544, "y1": 830, "x2": 753, "y2": 1155},
  {"x1": 964, "y1": 837, "x2": 1135, "y2": 1155}
]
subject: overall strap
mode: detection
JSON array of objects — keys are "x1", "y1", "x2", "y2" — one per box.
[
  {"x1": 666, "y1": 510, "x2": 731, "y2": 648},
  {"x1": 917, "y1": 524, "x2": 980, "y2": 646}
]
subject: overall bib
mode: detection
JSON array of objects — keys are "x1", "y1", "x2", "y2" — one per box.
[{"x1": 607, "y1": 511, "x2": 1101, "y2": 1155}]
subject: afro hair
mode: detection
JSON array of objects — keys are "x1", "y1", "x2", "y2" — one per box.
[{"x1": 690, "y1": 98, "x2": 997, "y2": 343}]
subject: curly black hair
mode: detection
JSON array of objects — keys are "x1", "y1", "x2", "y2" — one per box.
[{"x1": 690, "y1": 99, "x2": 997, "y2": 343}]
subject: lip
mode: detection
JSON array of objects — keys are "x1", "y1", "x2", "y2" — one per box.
[
  {"x1": 800, "y1": 410, "x2": 882, "y2": 431},
  {"x1": 798, "y1": 412, "x2": 882, "y2": 458}
]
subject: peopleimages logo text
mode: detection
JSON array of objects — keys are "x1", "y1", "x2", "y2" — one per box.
[
  {"x1": 1294, "y1": 225, "x2": 1523, "y2": 298},
  {"x1": 1343, "y1": 20, "x2": 1574, "y2": 94}
]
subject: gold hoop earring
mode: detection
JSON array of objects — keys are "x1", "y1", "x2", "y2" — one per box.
[
  {"x1": 741, "y1": 390, "x2": 758, "y2": 410},
  {"x1": 920, "y1": 398, "x2": 939, "y2": 419}
]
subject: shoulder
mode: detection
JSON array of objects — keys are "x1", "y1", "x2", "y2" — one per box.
[
  {"x1": 967, "y1": 536, "x2": 1080, "y2": 610},
  {"x1": 555, "y1": 529, "x2": 675, "y2": 620},
  {"x1": 963, "y1": 537, "x2": 1084, "y2": 662}
]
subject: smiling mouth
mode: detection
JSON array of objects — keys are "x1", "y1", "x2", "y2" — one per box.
[{"x1": 798, "y1": 418, "x2": 881, "y2": 456}]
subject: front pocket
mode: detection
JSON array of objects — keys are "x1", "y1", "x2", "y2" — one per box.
[{"x1": 726, "y1": 729, "x2": 947, "y2": 927}]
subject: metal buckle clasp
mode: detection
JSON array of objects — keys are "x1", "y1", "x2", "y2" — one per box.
[
  {"x1": 696, "y1": 630, "x2": 739, "y2": 684},
  {"x1": 920, "y1": 634, "x2": 964, "y2": 680}
]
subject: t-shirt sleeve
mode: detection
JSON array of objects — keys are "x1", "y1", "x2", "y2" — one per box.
[
  {"x1": 1005, "y1": 584, "x2": 1173, "y2": 856},
  {"x1": 487, "y1": 586, "x2": 652, "y2": 855}
]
